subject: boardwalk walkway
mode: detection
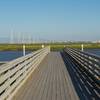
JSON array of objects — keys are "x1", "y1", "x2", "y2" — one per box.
[{"x1": 12, "y1": 52, "x2": 79, "y2": 100}]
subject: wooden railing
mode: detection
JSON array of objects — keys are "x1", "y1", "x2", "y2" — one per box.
[
  {"x1": 0, "y1": 46, "x2": 50, "y2": 100},
  {"x1": 64, "y1": 48, "x2": 100, "y2": 84}
]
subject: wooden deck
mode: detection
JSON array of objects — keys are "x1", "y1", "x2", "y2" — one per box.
[{"x1": 12, "y1": 52, "x2": 79, "y2": 100}]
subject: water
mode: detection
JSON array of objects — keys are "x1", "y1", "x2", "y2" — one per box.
[
  {"x1": 0, "y1": 51, "x2": 31, "y2": 61},
  {"x1": 85, "y1": 49, "x2": 100, "y2": 56},
  {"x1": 0, "y1": 49, "x2": 100, "y2": 62}
]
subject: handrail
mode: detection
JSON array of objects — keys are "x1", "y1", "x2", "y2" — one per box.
[
  {"x1": 64, "y1": 48, "x2": 100, "y2": 84},
  {"x1": 0, "y1": 46, "x2": 50, "y2": 99}
]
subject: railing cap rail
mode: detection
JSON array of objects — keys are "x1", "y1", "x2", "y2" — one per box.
[{"x1": 64, "y1": 48, "x2": 100, "y2": 60}]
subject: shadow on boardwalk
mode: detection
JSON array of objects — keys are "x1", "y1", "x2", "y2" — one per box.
[{"x1": 60, "y1": 51, "x2": 100, "y2": 100}]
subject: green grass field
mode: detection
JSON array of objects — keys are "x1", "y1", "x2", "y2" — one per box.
[{"x1": 0, "y1": 43, "x2": 100, "y2": 51}]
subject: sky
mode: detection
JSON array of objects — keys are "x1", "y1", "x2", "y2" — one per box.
[{"x1": 0, "y1": 0, "x2": 100, "y2": 42}]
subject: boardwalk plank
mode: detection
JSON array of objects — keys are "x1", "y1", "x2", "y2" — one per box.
[{"x1": 12, "y1": 52, "x2": 79, "y2": 100}]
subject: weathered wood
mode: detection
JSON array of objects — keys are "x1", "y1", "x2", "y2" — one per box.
[
  {"x1": 64, "y1": 48, "x2": 100, "y2": 82},
  {"x1": 12, "y1": 52, "x2": 79, "y2": 100},
  {"x1": 0, "y1": 47, "x2": 50, "y2": 100}
]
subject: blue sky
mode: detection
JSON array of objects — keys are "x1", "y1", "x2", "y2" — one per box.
[{"x1": 0, "y1": 0, "x2": 100, "y2": 41}]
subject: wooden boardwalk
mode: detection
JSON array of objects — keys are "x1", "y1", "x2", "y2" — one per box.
[{"x1": 12, "y1": 52, "x2": 79, "y2": 100}]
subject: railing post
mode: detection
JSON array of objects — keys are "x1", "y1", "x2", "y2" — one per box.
[
  {"x1": 81, "y1": 44, "x2": 84, "y2": 51},
  {"x1": 23, "y1": 44, "x2": 25, "y2": 56},
  {"x1": 42, "y1": 45, "x2": 44, "y2": 48}
]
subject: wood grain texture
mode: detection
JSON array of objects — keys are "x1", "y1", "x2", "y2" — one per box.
[{"x1": 12, "y1": 52, "x2": 79, "y2": 100}]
